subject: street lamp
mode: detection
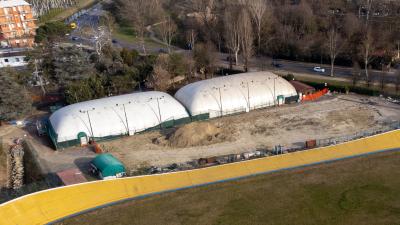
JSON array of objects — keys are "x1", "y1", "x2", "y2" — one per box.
[
  {"x1": 79, "y1": 108, "x2": 95, "y2": 140},
  {"x1": 240, "y1": 80, "x2": 254, "y2": 111},
  {"x1": 149, "y1": 96, "x2": 165, "y2": 127},
  {"x1": 212, "y1": 85, "x2": 226, "y2": 116},
  {"x1": 116, "y1": 101, "x2": 131, "y2": 135}
]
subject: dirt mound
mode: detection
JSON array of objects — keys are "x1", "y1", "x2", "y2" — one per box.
[{"x1": 155, "y1": 122, "x2": 235, "y2": 148}]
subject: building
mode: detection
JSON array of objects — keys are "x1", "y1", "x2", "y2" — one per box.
[
  {"x1": 289, "y1": 80, "x2": 316, "y2": 96},
  {"x1": 0, "y1": 47, "x2": 27, "y2": 67},
  {"x1": 0, "y1": 0, "x2": 36, "y2": 48},
  {"x1": 48, "y1": 91, "x2": 190, "y2": 149},
  {"x1": 174, "y1": 71, "x2": 298, "y2": 119},
  {"x1": 90, "y1": 154, "x2": 126, "y2": 180}
]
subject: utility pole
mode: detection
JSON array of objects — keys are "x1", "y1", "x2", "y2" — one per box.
[
  {"x1": 79, "y1": 108, "x2": 95, "y2": 140},
  {"x1": 150, "y1": 96, "x2": 165, "y2": 128},
  {"x1": 116, "y1": 101, "x2": 131, "y2": 135},
  {"x1": 213, "y1": 85, "x2": 226, "y2": 116}
]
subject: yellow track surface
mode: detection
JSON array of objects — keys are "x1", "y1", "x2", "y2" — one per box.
[{"x1": 1, "y1": 130, "x2": 400, "y2": 225}]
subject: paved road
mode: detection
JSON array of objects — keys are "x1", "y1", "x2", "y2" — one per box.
[{"x1": 67, "y1": 3, "x2": 399, "y2": 84}]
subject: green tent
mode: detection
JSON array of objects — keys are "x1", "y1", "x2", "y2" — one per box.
[{"x1": 90, "y1": 154, "x2": 126, "y2": 179}]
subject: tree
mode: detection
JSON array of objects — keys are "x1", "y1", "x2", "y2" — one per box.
[
  {"x1": 185, "y1": 29, "x2": 197, "y2": 50},
  {"x1": 50, "y1": 46, "x2": 97, "y2": 87},
  {"x1": 352, "y1": 61, "x2": 361, "y2": 86},
  {"x1": 246, "y1": 0, "x2": 268, "y2": 51},
  {"x1": 327, "y1": 17, "x2": 344, "y2": 77},
  {"x1": 239, "y1": 9, "x2": 254, "y2": 72},
  {"x1": 224, "y1": 6, "x2": 241, "y2": 69},
  {"x1": 360, "y1": 30, "x2": 375, "y2": 86},
  {"x1": 65, "y1": 74, "x2": 106, "y2": 104},
  {"x1": 193, "y1": 42, "x2": 217, "y2": 78},
  {"x1": 156, "y1": 16, "x2": 177, "y2": 53},
  {"x1": 0, "y1": 69, "x2": 32, "y2": 121},
  {"x1": 147, "y1": 54, "x2": 172, "y2": 91},
  {"x1": 395, "y1": 69, "x2": 400, "y2": 94},
  {"x1": 119, "y1": 0, "x2": 148, "y2": 54}
]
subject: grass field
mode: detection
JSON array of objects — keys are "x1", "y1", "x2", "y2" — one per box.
[{"x1": 58, "y1": 151, "x2": 400, "y2": 225}]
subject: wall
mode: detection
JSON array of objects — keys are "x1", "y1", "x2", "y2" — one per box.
[{"x1": 0, "y1": 130, "x2": 399, "y2": 225}]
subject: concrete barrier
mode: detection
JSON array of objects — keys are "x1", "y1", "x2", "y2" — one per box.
[{"x1": 0, "y1": 130, "x2": 399, "y2": 225}]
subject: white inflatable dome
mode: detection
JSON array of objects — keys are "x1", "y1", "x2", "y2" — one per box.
[
  {"x1": 175, "y1": 72, "x2": 297, "y2": 118},
  {"x1": 49, "y1": 91, "x2": 189, "y2": 144}
]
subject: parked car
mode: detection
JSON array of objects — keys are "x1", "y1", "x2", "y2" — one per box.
[
  {"x1": 313, "y1": 66, "x2": 325, "y2": 73},
  {"x1": 271, "y1": 62, "x2": 283, "y2": 68},
  {"x1": 71, "y1": 36, "x2": 79, "y2": 41}
]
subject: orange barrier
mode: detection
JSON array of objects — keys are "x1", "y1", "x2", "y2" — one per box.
[{"x1": 302, "y1": 88, "x2": 328, "y2": 101}]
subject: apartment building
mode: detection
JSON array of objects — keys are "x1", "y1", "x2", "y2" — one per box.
[{"x1": 0, "y1": 0, "x2": 36, "y2": 48}]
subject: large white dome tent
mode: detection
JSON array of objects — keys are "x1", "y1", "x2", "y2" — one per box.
[
  {"x1": 174, "y1": 71, "x2": 298, "y2": 118},
  {"x1": 48, "y1": 91, "x2": 190, "y2": 149}
]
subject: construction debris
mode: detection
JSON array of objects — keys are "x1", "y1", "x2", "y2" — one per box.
[{"x1": 7, "y1": 144, "x2": 24, "y2": 190}]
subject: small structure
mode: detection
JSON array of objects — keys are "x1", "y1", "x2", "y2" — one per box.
[
  {"x1": 289, "y1": 80, "x2": 316, "y2": 95},
  {"x1": 175, "y1": 71, "x2": 298, "y2": 118},
  {"x1": 48, "y1": 91, "x2": 190, "y2": 149},
  {"x1": 56, "y1": 168, "x2": 87, "y2": 186},
  {"x1": 90, "y1": 154, "x2": 126, "y2": 180}
]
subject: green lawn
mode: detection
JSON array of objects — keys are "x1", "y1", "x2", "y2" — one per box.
[{"x1": 58, "y1": 151, "x2": 400, "y2": 225}]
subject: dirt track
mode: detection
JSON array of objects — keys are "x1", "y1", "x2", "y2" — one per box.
[{"x1": 101, "y1": 94, "x2": 400, "y2": 171}]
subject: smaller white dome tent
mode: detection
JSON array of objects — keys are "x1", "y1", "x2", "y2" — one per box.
[
  {"x1": 174, "y1": 72, "x2": 298, "y2": 118},
  {"x1": 48, "y1": 91, "x2": 190, "y2": 149}
]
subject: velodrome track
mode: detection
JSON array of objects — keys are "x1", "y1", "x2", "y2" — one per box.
[{"x1": 0, "y1": 130, "x2": 400, "y2": 225}]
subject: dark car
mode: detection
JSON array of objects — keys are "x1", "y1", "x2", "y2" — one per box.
[
  {"x1": 112, "y1": 39, "x2": 118, "y2": 44},
  {"x1": 71, "y1": 36, "x2": 79, "y2": 41},
  {"x1": 271, "y1": 62, "x2": 283, "y2": 68}
]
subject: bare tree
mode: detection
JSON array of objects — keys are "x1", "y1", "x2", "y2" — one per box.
[
  {"x1": 361, "y1": 30, "x2": 375, "y2": 86},
  {"x1": 30, "y1": 0, "x2": 76, "y2": 17},
  {"x1": 186, "y1": 29, "x2": 197, "y2": 50},
  {"x1": 156, "y1": 16, "x2": 177, "y2": 53},
  {"x1": 224, "y1": 6, "x2": 241, "y2": 69},
  {"x1": 245, "y1": 0, "x2": 268, "y2": 51},
  {"x1": 239, "y1": 9, "x2": 254, "y2": 72},
  {"x1": 327, "y1": 19, "x2": 344, "y2": 77},
  {"x1": 148, "y1": 54, "x2": 172, "y2": 91},
  {"x1": 352, "y1": 61, "x2": 361, "y2": 86},
  {"x1": 120, "y1": 0, "x2": 148, "y2": 54}
]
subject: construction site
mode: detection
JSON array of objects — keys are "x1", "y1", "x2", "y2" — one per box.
[{"x1": 1, "y1": 91, "x2": 399, "y2": 184}]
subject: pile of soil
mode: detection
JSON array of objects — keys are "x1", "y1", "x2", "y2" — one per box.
[{"x1": 154, "y1": 122, "x2": 235, "y2": 148}]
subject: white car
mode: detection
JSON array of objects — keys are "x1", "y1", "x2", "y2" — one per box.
[{"x1": 313, "y1": 66, "x2": 325, "y2": 73}]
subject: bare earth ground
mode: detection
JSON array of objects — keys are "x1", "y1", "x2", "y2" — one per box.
[
  {"x1": 58, "y1": 151, "x2": 400, "y2": 225},
  {"x1": 8, "y1": 93, "x2": 400, "y2": 176},
  {"x1": 100, "y1": 94, "x2": 400, "y2": 172}
]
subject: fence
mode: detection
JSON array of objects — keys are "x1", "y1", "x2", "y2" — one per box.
[
  {"x1": 1, "y1": 130, "x2": 400, "y2": 225},
  {"x1": 302, "y1": 88, "x2": 329, "y2": 101}
]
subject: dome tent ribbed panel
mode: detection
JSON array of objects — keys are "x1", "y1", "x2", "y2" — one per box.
[
  {"x1": 49, "y1": 91, "x2": 190, "y2": 143},
  {"x1": 174, "y1": 72, "x2": 297, "y2": 118}
]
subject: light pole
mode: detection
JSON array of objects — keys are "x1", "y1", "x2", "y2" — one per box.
[
  {"x1": 241, "y1": 80, "x2": 254, "y2": 111},
  {"x1": 150, "y1": 96, "x2": 165, "y2": 127},
  {"x1": 116, "y1": 101, "x2": 131, "y2": 135},
  {"x1": 212, "y1": 85, "x2": 226, "y2": 116},
  {"x1": 79, "y1": 108, "x2": 95, "y2": 140}
]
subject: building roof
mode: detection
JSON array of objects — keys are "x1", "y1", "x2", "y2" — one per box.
[
  {"x1": 56, "y1": 168, "x2": 87, "y2": 186},
  {"x1": 175, "y1": 71, "x2": 297, "y2": 118},
  {"x1": 289, "y1": 80, "x2": 315, "y2": 94},
  {"x1": 91, "y1": 154, "x2": 125, "y2": 178},
  {"x1": 0, "y1": 0, "x2": 30, "y2": 8},
  {"x1": 49, "y1": 91, "x2": 190, "y2": 143}
]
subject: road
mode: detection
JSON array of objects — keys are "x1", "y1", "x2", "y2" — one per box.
[{"x1": 67, "y1": 3, "x2": 399, "y2": 84}]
